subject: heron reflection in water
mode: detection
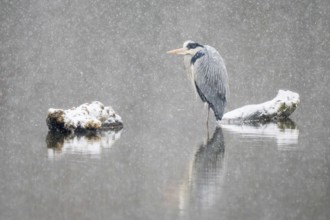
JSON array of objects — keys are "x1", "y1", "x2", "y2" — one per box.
[{"x1": 179, "y1": 127, "x2": 227, "y2": 215}]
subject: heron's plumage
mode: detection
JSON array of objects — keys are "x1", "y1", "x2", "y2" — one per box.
[
  {"x1": 169, "y1": 40, "x2": 229, "y2": 121},
  {"x1": 191, "y1": 51, "x2": 205, "y2": 64},
  {"x1": 188, "y1": 44, "x2": 229, "y2": 120}
]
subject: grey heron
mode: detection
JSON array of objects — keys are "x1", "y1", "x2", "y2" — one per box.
[{"x1": 167, "y1": 40, "x2": 229, "y2": 124}]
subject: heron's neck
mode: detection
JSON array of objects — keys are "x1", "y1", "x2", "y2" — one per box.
[{"x1": 191, "y1": 51, "x2": 205, "y2": 64}]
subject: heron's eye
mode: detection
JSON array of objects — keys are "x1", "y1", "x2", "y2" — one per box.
[{"x1": 187, "y1": 43, "x2": 202, "y2": 50}]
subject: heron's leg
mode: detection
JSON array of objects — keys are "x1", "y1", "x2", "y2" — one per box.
[
  {"x1": 206, "y1": 106, "x2": 210, "y2": 139},
  {"x1": 206, "y1": 106, "x2": 210, "y2": 125}
]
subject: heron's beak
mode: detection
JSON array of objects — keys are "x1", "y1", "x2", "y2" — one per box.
[{"x1": 167, "y1": 48, "x2": 188, "y2": 55}]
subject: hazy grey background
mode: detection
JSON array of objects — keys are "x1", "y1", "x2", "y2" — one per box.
[{"x1": 0, "y1": 0, "x2": 329, "y2": 220}]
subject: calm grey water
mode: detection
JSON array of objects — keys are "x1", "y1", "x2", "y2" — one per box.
[{"x1": 1, "y1": 0, "x2": 329, "y2": 220}]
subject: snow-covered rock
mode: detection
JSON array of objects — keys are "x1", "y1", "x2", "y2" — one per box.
[
  {"x1": 222, "y1": 90, "x2": 299, "y2": 123},
  {"x1": 46, "y1": 101, "x2": 123, "y2": 132}
]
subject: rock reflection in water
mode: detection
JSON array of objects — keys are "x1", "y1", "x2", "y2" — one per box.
[
  {"x1": 179, "y1": 127, "x2": 226, "y2": 216},
  {"x1": 46, "y1": 129, "x2": 122, "y2": 159},
  {"x1": 221, "y1": 119, "x2": 299, "y2": 149}
]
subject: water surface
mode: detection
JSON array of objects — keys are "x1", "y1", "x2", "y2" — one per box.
[{"x1": 0, "y1": 0, "x2": 329, "y2": 220}]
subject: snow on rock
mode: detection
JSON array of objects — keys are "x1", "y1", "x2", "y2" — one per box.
[
  {"x1": 222, "y1": 90, "x2": 300, "y2": 123},
  {"x1": 46, "y1": 101, "x2": 123, "y2": 132}
]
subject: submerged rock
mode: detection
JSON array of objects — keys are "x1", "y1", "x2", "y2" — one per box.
[
  {"x1": 46, "y1": 101, "x2": 123, "y2": 132},
  {"x1": 222, "y1": 90, "x2": 300, "y2": 123}
]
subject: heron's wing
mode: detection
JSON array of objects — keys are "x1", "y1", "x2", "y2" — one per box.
[{"x1": 193, "y1": 46, "x2": 229, "y2": 120}]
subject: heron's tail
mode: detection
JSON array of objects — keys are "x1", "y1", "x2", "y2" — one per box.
[{"x1": 209, "y1": 98, "x2": 226, "y2": 121}]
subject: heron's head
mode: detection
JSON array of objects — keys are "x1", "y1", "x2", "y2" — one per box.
[{"x1": 167, "y1": 40, "x2": 204, "y2": 56}]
